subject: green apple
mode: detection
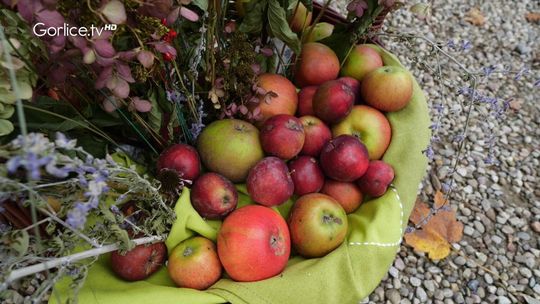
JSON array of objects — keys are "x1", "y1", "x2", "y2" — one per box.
[
  {"x1": 288, "y1": 193, "x2": 348, "y2": 258},
  {"x1": 332, "y1": 105, "x2": 392, "y2": 160},
  {"x1": 197, "y1": 119, "x2": 264, "y2": 183},
  {"x1": 340, "y1": 44, "x2": 383, "y2": 81},
  {"x1": 168, "y1": 236, "x2": 222, "y2": 290},
  {"x1": 360, "y1": 66, "x2": 414, "y2": 112}
]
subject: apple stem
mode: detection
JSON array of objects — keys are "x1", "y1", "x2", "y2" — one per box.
[{"x1": 3, "y1": 235, "x2": 165, "y2": 285}]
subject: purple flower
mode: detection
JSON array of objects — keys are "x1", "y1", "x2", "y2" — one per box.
[
  {"x1": 461, "y1": 40, "x2": 472, "y2": 51},
  {"x1": 447, "y1": 39, "x2": 456, "y2": 49},
  {"x1": 433, "y1": 103, "x2": 444, "y2": 113},
  {"x1": 45, "y1": 162, "x2": 71, "y2": 178},
  {"x1": 66, "y1": 202, "x2": 90, "y2": 229},
  {"x1": 514, "y1": 67, "x2": 529, "y2": 81},
  {"x1": 6, "y1": 153, "x2": 52, "y2": 180},
  {"x1": 55, "y1": 132, "x2": 77, "y2": 149},
  {"x1": 110, "y1": 205, "x2": 120, "y2": 214},
  {"x1": 534, "y1": 79, "x2": 540, "y2": 87},
  {"x1": 482, "y1": 66, "x2": 496, "y2": 78},
  {"x1": 424, "y1": 145, "x2": 434, "y2": 159}
]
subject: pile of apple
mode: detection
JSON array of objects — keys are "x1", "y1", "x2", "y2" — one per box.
[{"x1": 110, "y1": 42, "x2": 414, "y2": 290}]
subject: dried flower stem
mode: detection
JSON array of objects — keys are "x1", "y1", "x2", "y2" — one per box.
[{"x1": 4, "y1": 235, "x2": 164, "y2": 284}]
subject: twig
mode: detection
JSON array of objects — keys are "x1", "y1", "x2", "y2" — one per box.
[{"x1": 4, "y1": 235, "x2": 164, "y2": 284}]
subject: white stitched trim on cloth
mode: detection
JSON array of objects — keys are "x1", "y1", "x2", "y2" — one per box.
[{"x1": 348, "y1": 185, "x2": 403, "y2": 252}]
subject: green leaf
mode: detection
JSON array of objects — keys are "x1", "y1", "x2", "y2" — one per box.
[
  {"x1": 0, "y1": 119, "x2": 14, "y2": 136},
  {"x1": 238, "y1": 0, "x2": 267, "y2": 34},
  {"x1": 0, "y1": 104, "x2": 14, "y2": 119},
  {"x1": 6, "y1": 230, "x2": 29, "y2": 257},
  {"x1": 300, "y1": 0, "x2": 313, "y2": 11},
  {"x1": 147, "y1": 89, "x2": 162, "y2": 134},
  {"x1": 267, "y1": 0, "x2": 301, "y2": 54},
  {"x1": 191, "y1": 0, "x2": 208, "y2": 11}
]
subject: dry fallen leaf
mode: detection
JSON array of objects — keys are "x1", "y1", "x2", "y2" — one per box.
[
  {"x1": 525, "y1": 12, "x2": 540, "y2": 23},
  {"x1": 434, "y1": 190, "x2": 448, "y2": 209},
  {"x1": 405, "y1": 198, "x2": 464, "y2": 260},
  {"x1": 409, "y1": 199, "x2": 431, "y2": 225},
  {"x1": 465, "y1": 7, "x2": 486, "y2": 26},
  {"x1": 509, "y1": 99, "x2": 523, "y2": 111}
]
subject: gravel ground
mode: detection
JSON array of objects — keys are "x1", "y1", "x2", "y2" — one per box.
[{"x1": 330, "y1": 0, "x2": 540, "y2": 303}]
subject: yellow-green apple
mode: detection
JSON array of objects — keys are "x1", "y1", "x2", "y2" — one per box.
[
  {"x1": 357, "y1": 160, "x2": 395, "y2": 197},
  {"x1": 321, "y1": 179, "x2": 363, "y2": 213},
  {"x1": 289, "y1": 1, "x2": 312, "y2": 33},
  {"x1": 312, "y1": 80, "x2": 355, "y2": 124},
  {"x1": 253, "y1": 73, "x2": 298, "y2": 125},
  {"x1": 247, "y1": 157, "x2": 294, "y2": 206},
  {"x1": 332, "y1": 105, "x2": 391, "y2": 160},
  {"x1": 260, "y1": 114, "x2": 305, "y2": 160},
  {"x1": 190, "y1": 173, "x2": 238, "y2": 219},
  {"x1": 303, "y1": 22, "x2": 334, "y2": 43},
  {"x1": 360, "y1": 66, "x2": 413, "y2": 112},
  {"x1": 338, "y1": 76, "x2": 361, "y2": 103},
  {"x1": 297, "y1": 86, "x2": 317, "y2": 116},
  {"x1": 288, "y1": 156, "x2": 324, "y2": 195},
  {"x1": 217, "y1": 205, "x2": 290, "y2": 281},
  {"x1": 168, "y1": 236, "x2": 222, "y2": 290},
  {"x1": 197, "y1": 119, "x2": 264, "y2": 183},
  {"x1": 110, "y1": 242, "x2": 167, "y2": 281},
  {"x1": 340, "y1": 44, "x2": 383, "y2": 81},
  {"x1": 299, "y1": 115, "x2": 332, "y2": 157},
  {"x1": 294, "y1": 42, "x2": 340, "y2": 87},
  {"x1": 288, "y1": 193, "x2": 348, "y2": 257},
  {"x1": 157, "y1": 144, "x2": 200, "y2": 181},
  {"x1": 319, "y1": 134, "x2": 369, "y2": 182}
]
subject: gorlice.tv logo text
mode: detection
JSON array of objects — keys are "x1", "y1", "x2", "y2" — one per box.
[{"x1": 33, "y1": 23, "x2": 117, "y2": 37}]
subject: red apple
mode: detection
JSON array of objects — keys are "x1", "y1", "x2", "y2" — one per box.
[
  {"x1": 294, "y1": 42, "x2": 340, "y2": 87},
  {"x1": 197, "y1": 119, "x2": 264, "y2": 183},
  {"x1": 319, "y1": 135, "x2": 369, "y2": 182},
  {"x1": 297, "y1": 86, "x2": 318, "y2": 116},
  {"x1": 168, "y1": 236, "x2": 222, "y2": 290},
  {"x1": 357, "y1": 160, "x2": 395, "y2": 197},
  {"x1": 217, "y1": 205, "x2": 290, "y2": 282},
  {"x1": 190, "y1": 173, "x2": 238, "y2": 219},
  {"x1": 299, "y1": 116, "x2": 332, "y2": 157},
  {"x1": 157, "y1": 144, "x2": 200, "y2": 181},
  {"x1": 321, "y1": 179, "x2": 363, "y2": 213},
  {"x1": 260, "y1": 114, "x2": 305, "y2": 160},
  {"x1": 110, "y1": 242, "x2": 167, "y2": 281},
  {"x1": 338, "y1": 76, "x2": 361, "y2": 103},
  {"x1": 247, "y1": 157, "x2": 294, "y2": 207},
  {"x1": 288, "y1": 193, "x2": 348, "y2": 257},
  {"x1": 288, "y1": 156, "x2": 324, "y2": 195},
  {"x1": 340, "y1": 44, "x2": 383, "y2": 81},
  {"x1": 360, "y1": 66, "x2": 413, "y2": 112},
  {"x1": 289, "y1": 1, "x2": 312, "y2": 33},
  {"x1": 312, "y1": 80, "x2": 354, "y2": 124},
  {"x1": 303, "y1": 22, "x2": 334, "y2": 43},
  {"x1": 332, "y1": 105, "x2": 392, "y2": 160},
  {"x1": 253, "y1": 73, "x2": 298, "y2": 125}
]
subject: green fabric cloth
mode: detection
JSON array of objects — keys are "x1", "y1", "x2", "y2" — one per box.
[{"x1": 51, "y1": 46, "x2": 430, "y2": 304}]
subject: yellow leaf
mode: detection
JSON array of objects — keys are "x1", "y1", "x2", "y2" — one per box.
[
  {"x1": 405, "y1": 199, "x2": 464, "y2": 260},
  {"x1": 404, "y1": 230, "x2": 451, "y2": 260}
]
